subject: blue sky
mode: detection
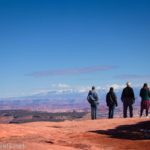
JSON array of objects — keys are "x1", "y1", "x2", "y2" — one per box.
[{"x1": 0, "y1": 0, "x2": 150, "y2": 98}]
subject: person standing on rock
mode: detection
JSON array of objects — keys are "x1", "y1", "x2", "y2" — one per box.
[
  {"x1": 121, "y1": 82, "x2": 135, "y2": 118},
  {"x1": 106, "y1": 87, "x2": 118, "y2": 119},
  {"x1": 87, "y1": 86, "x2": 99, "y2": 120},
  {"x1": 140, "y1": 83, "x2": 150, "y2": 118}
]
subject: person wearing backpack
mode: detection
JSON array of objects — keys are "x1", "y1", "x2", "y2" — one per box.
[
  {"x1": 106, "y1": 87, "x2": 118, "y2": 118},
  {"x1": 87, "y1": 86, "x2": 99, "y2": 120},
  {"x1": 121, "y1": 82, "x2": 135, "y2": 118}
]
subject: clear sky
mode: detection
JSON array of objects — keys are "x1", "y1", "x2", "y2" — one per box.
[{"x1": 0, "y1": 0, "x2": 150, "y2": 98}]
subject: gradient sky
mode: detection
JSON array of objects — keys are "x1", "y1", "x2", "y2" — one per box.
[{"x1": 0, "y1": 0, "x2": 150, "y2": 98}]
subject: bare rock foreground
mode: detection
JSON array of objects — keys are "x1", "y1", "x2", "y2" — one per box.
[{"x1": 0, "y1": 118, "x2": 150, "y2": 150}]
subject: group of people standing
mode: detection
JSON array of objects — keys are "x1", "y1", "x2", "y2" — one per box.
[{"x1": 87, "y1": 82, "x2": 150, "y2": 120}]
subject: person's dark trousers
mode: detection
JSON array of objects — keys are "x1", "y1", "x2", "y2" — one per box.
[
  {"x1": 108, "y1": 105, "x2": 115, "y2": 118},
  {"x1": 146, "y1": 109, "x2": 148, "y2": 116},
  {"x1": 123, "y1": 103, "x2": 133, "y2": 118},
  {"x1": 91, "y1": 105, "x2": 97, "y2": 120},
  {"x1": 140, "y1": 107, "x2": 144, "y2": 117}
]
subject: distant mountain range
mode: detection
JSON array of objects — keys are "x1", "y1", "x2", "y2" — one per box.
[{"x1": 0, "y1": 87, "x2": 142, "y2": 112}]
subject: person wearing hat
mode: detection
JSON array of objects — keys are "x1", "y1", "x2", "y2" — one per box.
[
  {"x1": 121, "y1": 82, "x2": 135, "y2": 118},
  {"x1": 140, "y1": 83, "x2": 150, "y2": 118},
  {"x1": 87, "y1": 86, "x2": 99, "y2": 120}
]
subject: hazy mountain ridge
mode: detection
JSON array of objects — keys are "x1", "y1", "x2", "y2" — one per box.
[{"x1": 0, "y1": 87, "x2": 141, "y2": 111}]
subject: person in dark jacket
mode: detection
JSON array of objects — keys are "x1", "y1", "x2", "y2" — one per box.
[
  {"x1": 140, "y1": 83, "x2": 150, "y2": 118},
  {"x1": 106, "y1": 87, "x2": 118, "y2": 118},
  {"x1": 121, "y1": 82, "x2": 135, "y2": 118},
  {"x1": 87, "y1": 86, "x2": 99, "y2": 120}
]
